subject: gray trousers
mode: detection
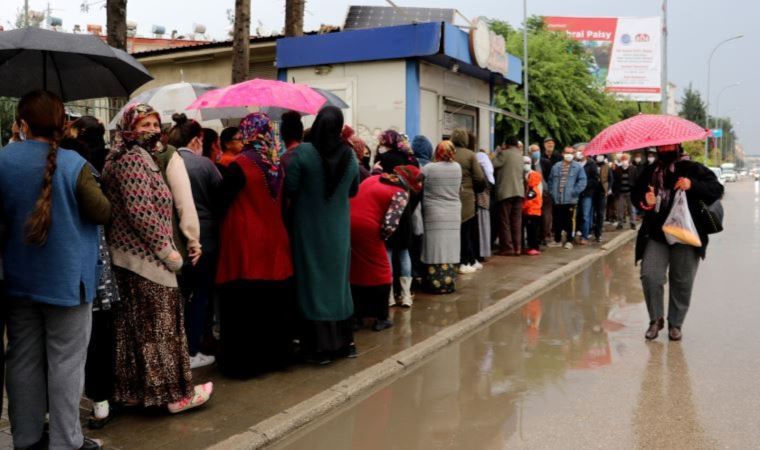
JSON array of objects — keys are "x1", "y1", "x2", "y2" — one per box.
[
  {"x1": 616, "y1": 192, "x2": 636, "y2": 225},
  {"x1": 640, "y1": 240, "x2": 700, "y2": 327},
  {"x1": 6, "y1": 298, "x2": 92, "y2": 449}
]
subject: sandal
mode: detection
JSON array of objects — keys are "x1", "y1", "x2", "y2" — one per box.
[{"x1": 167, "y1": 382, "x2": 213, "y2": 414}]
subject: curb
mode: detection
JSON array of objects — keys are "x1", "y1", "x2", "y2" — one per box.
[{"x1": 211, "y1": 230, "x2": 638, "y2": 449}]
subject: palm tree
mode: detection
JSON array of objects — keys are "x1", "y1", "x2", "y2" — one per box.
[
  {"x1": 285, "y1": 0, "x2": 305, "y2": 37},
  {"x1": 231, "y1": 0, "x2": 251, "y2": 84},
  {"x1": 106, "y1": 0, "x2": 127, "y2": 50}
]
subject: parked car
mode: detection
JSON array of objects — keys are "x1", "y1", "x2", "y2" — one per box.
[{"x1": 709, "y1": 167, "x2": 725, "y2": 186}]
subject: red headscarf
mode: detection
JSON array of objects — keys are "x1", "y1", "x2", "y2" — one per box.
[{"x1": 393, "y1": 164, "x2": 424, "y2": 193}]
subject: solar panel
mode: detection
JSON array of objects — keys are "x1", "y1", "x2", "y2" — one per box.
[{"x1": 344, "y1": 5, "x2": 456, "y2": 30}]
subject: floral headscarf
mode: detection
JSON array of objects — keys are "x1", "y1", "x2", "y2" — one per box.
[
  {"x1": 434, "y1": 140, "x2": 456, "y2": 162},
  {"x1": 378, "y1": 129, "x2": 412, "y2": 155},
  {"x1": 238, "y1": 112, "x2": 282, "y2": 199},
  {"x1": 112, "y1": 103, "x2": 163, "y2": 158},
  {"x1": 394, "y1": 164, "x2": 424, "y2": 193}
]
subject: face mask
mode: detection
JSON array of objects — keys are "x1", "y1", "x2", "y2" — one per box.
[
  {"x1": 657, "y1": 151, "x2": 678, "y2": 165},
  {"x1": 378, "y1": 145, "x2": 390, "y2": 155},
  {"x1": 634, "y1": 157, "x2": 642, "y2": 164},
  {"x1": 531, "y1": 151, "x2": 541, "y2": 161},
  {"x1": 19, "y1": 130, "x2": 27, "y2": 141},
  {"x1": 575, "y1": 151, "x2": 583, "y2": 160},
  {"x1": 596, "y1": 155, "x2": 605, "y2": 163},
  {"x1": 615, "y1": 153, "x2": 624, "y2": 161},
  {"x1": 524, "y1": 164, "x2": 532, "y2": 172},
  {"x1": 621, "y1": 161, "x2": 630, "y2": 169},
  {"x1": 563, "y1": 154, "x2": 574, "y2": 162},
  {"x1": 647, "y1": 156, "x2": 656, "y2": 164}
]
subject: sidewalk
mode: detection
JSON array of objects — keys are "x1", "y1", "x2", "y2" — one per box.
[{"x1": 0, "y1": 229, "x2": 633, "y2": 450}]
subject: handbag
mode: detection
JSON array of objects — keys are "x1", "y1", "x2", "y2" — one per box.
[{"x1": 696, "y1": 199, "x2": 724, "y2": 234}]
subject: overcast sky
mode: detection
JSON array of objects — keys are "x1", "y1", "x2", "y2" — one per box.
[{"x1": 4, "y1": 0, "x2": 757, "y2": 153}]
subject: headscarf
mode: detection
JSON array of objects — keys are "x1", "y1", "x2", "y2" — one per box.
[
  {"x1": 342, "y1": 125, "x2": 368, "y2": 161},
  {"x1": 380, "y1": 164, "x2": 424, "y2": 193},
  {"x1": 311, "y1": 106, "x2": 353, "y2": 198},
  {"x1": 378, "y1": 130, "x2": 411, "y2": 154},
  {"x1": 434, "y1": 140, "x2": 456, "y2": 162},
  {"x1": 238, "y1": 112, "x2": 282, "y2": 199},
  {"x1": 411, "y1": 135, "x2": 433, "y2": 166},
  {"x1": 111, "y1": 103, "x2": 163, "y2": 159}
]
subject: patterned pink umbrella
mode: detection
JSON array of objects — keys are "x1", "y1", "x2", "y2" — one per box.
[
  {"x1": 186, "y1": 78, "x2": 327, "y2": 116},
  {"x1": 584, "y1": 114, "x2": 711, "y2": 156}
]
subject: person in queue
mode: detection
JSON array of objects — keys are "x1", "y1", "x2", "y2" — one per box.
[
  {"x1": 102, "y1": 103, "x2": 213, "y2": 414},
  {"x1": 0, "y1": 90, "x2": 109, "y2": 449},
  {"x1": 523, "y1": 155, "x2": 544, "y2": 256},
  {"x1": 284, "y1": 106, "x2": 360, "y2": 365},
  {"x1": 350, "y1": 165, "x2": 424, "y2": 330},
  {"x1": 169, "y1": 114, "x2": 223, "y2": 370},
  {"x1": 493, "y1": 136, "x2": 525, "y2": 256},
  {"x1": 420, "y1": 140, "x2": 462, "y2": 293},
  {"x1": 632, "y1": 144, "x2": 723, "y2": 341},
  {"x1": 201, "y1": 127, "x2": 222, "y2": 163},
  {"x1": 575, "y1": 143, "x2": 599, "y2": 246},
  {"x1": 280, "y1": 111, "x2": 304, "y2": 170},
  {"x1": 218, "y1": 126, "x2": 244, "y2": 167},
  {"x1": 451, "y1": 128, "x2": 486, "y2": 273},
  {"x1": 592, "y1": 153, "x2": 614, "y2": 242},
  {"x1": 547, "y1": 146, "x2": 587, "y2": 249},
  {"x1": 215, "y1": 112, "x2": 294, "y2": 376},
  {"x1": 540, "y1": 137, "x2": 558, "y2": 244},
  {"x1": 612, "y1": 153, "x2": 638, "y2": 230}
]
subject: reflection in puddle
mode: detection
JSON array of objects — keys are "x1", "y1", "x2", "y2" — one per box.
[{"x1": 277, "y1": 244, "x2": 665, "y2": 449}]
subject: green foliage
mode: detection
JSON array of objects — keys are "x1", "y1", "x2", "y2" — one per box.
[
  {"x1": 617, "y1": 101, "x2": 661, "y2": 120},
  {"x1": 678, "y1": 83, "x2": 707, "y2": 126},
  {"x1": 0, "y1": 98, "x2": 17, "y2": 146},
  {"x1": 490, "y1": 17, "x2": 622, "y2": 147}
]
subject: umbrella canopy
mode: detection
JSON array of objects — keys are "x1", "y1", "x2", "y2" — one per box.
[
  {"x1": 187, "y1": 79, "x2": 327, "y2": 116},
  {"x1": 583, "y1": 114, "x2": 711, "y2": 156},
  {"x1": 107, "y1": 82, "x2": 249, "y2": 130},
  {"x1": 260, "y1": 86, "x2": 349, "y2": 120},
  {"x1": 0, "y1": 27, "x2": 152, "y2": 101}
]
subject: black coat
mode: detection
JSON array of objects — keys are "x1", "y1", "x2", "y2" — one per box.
[
  {"x1": 377, "y1": 149, "x2": 419, "y2": 174},
  {"x1": 631, "y1": 160, "x2": 724, "y2": 261},
  {"x1": 580, "y1": 161, "x2": 600, "y2": 197}
]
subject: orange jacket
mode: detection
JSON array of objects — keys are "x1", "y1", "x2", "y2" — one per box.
[{"x1": 523, "y1": 170, "x2": 543, "y2": 216}]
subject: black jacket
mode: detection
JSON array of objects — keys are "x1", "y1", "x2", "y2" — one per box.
[
  {"x1": 377, "y1": 149, "x2": 419, "y2": 174},
  {"x1": 631, "y1": 160, "x2": 724, "y2": 262},
  {"x1": 580, "y1": 161, "x2": 600, "y2": 197}
]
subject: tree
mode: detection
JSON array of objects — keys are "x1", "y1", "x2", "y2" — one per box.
[
  {"x1": 678, "y1": 83, "x2": 706, "y2": 127},
  {"x1": 231, "y1": 0, "x2": 251, "y2": 84},
  {"x1": 106, "y1": 0, "x2": 127, "y2": 50},
  {"x1": 491, "y1": 18, "x2": 621, "y2": 146},
  {"x1": 285, "y1": 0, "x2": 305, "y2": 37}
]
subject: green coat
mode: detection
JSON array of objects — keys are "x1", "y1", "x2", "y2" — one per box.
[{"x1": 284, "y1": 143, "x2": 360, "y2": 321}]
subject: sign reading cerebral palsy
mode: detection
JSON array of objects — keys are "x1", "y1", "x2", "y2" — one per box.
[{"x1": 544, "y1": 16, "x2": 662, "y2": 102}]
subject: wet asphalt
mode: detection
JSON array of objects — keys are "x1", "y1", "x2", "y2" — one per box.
[{"x1": 275, "y1": 180, "x2": 760, "y2": 450}]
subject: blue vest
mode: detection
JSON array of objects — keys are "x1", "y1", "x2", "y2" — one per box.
[{"x1": 0, "y1": 140, "x2": 98, "y2": 307}]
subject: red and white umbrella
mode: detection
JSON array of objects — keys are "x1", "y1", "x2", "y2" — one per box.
[{"x1": 583, "y1": 114, "x2": 711, "y2": 156}]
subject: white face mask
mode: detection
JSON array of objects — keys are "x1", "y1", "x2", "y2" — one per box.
[
  {"x1": 523, "y1": 164, "x2": 532, "y2": 172},
  {"x1": 634, "y1": 157, "x2": 642, "y2": 164},
  {"x1": 621, "y1": 161, "x2": 630, "y2": 169},
  {"x1": 377, "y1": 145, "x2": 390, "y2": 155},
  {"x1": 596, "y1": 155, "x2": 605, "y2": 163},
  {"x1": 647, "y1": 156, "x2": 656, "y2": 164},
  {"x1": 575, "y1": 151, "x2": 583, "y2": 160},
  {"x1": 563, "y1": 153, "x2": 574, "y2": 162}
]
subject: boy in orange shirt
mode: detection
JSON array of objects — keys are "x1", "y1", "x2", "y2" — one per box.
[{"x1": 523, "y1": 155, "x2": 544, "y2": 255}]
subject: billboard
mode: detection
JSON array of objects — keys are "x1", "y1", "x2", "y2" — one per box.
[{"x1": 544, "y1": 16, "x2": 662, "y2": 102}]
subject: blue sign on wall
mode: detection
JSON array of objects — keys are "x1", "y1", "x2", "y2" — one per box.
[{"x1": 711, "y1": 128, "x2": 724, "y2": 138}]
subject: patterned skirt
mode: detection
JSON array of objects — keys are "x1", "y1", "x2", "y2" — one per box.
[
  {"x1": 112, "y1": 267, "x2": 193, "y2": 407},
  {"x1": 423, "y1": 264, "x2": 457, "y2": 294}
]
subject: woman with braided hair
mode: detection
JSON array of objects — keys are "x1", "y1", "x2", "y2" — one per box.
[{"x1": 0, "y1": 90, "x2": 109, "y2": 449}]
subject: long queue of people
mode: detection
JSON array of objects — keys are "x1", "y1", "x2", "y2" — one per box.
[{"x1": 0, "y1": 90, "x2": 662, "y2": 450}]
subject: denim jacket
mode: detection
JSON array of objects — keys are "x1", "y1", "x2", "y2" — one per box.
[{"x1": 549, "y1": 161, "x2": 587, "y2": 205}]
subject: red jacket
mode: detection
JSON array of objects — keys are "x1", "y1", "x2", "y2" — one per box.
[
  {"x1": 216, "y1": 156, "x2": 293, "y2": 284},
  {"x1": 350, "y1": 176, "x2": 405, "y2": 286}
]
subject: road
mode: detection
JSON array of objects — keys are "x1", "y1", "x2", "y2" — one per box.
[{"x1": 275, "y1": 180, "x2": 760, "y2": 449}]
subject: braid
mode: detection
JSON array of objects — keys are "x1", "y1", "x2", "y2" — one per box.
[{"x1": 25, "y1": 140, "x2": 59, "y2": 245}]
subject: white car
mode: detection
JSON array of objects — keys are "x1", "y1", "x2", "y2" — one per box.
[
  {"x1": 722, "y1": 170, "x2": 738, "y2": 183},
  {"x1": 709, "y1": 167, "x2": 725, "y2": 185}
]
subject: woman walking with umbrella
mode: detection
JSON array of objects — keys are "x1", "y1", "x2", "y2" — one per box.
[
  {"x1": 632, "y1": 144, "x2": 723, "y2": 340},
  {"x1": 285, "y1": 106, "x2": 360, "y2": 364},
  {"x1": 584, "y1": 114, "x2": 723, "y2": 341}
]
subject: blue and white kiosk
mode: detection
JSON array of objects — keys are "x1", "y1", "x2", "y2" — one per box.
[{"x1": 276, "y1": 19, "x2": 523, "y2": 151}]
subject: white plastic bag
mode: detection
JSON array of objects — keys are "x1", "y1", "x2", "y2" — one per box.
[{"x1": 662, "y1": 190, "x2": 702, "y2": 247}]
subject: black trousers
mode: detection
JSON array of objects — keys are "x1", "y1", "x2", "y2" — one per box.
[
  {"x1": 84, "y1": 309, "x2": 115, "y2": 402},
  {"x1": 552, "y1": 204, "x2": 576, "y2": 243},
  {"x1": 351, "y1": 284, "x2": 391, "y2": 321},
  {"x1": 592, "y1": 191, "x2": 607, "y2": 238},
  {"x1": 524, "y1": 215, "x2": 542, "y2": 251},
  {"x1": 460, "y1": 217, "x2": 478, "y2": 265}
]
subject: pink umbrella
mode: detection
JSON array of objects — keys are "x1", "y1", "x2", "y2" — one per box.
[
  {"x1": 186, "y1": 78, "x2": 327, "y2": 116},
  {"x1": 583, "y1": 114, "x2": 711, "y2": 156}
]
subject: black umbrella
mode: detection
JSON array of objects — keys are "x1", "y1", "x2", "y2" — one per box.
[{"x1": 0, "y1": 27, "x2": 152, "y2": 101}]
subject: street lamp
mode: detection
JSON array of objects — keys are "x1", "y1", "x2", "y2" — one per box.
[
  {"x1": 705, "y1": 34, "x2": 744, "y2": 161},
  {"x1": 715, "y1": 82, "x2": 740, "y2": 161}
]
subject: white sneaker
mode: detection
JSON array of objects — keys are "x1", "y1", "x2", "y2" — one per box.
[
  {"x1": 547, "y1": 241, "x2": 562, "y2": 248},
  {"x1": 93, "y1": 400, "x2": 109, "y2": 420},
  {"x1": 472, "y1": 260, "x2": 483, "y2": 270},
  {"x1": 564, "y1": 242, "x2": 574, "y2": 250},
  {"x1": 190, "y1": 353, "x2": 216, "y2": 369},
  {"x1": 459, "y1": 264, "x2": 476, "y2": 274}
]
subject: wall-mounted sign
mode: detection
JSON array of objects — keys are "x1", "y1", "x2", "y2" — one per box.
[{"x1": 469, "y1": 17, "x2": 508, "y2": 75}]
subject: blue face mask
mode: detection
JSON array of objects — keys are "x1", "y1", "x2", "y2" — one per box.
[{"x1": 531, "y1": 151, "x2": 541, "y2": 161}]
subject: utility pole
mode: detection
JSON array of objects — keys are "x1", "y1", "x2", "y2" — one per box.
[
  {"x1": 24, "y1": 0, "x2": 30, "y2": 27},
  {"x1": 523, "y1": 0, "x2": 529, "y2": 153},
  {"x1": 660, "y1": 0, "x2": 668, "y2": 113}
]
